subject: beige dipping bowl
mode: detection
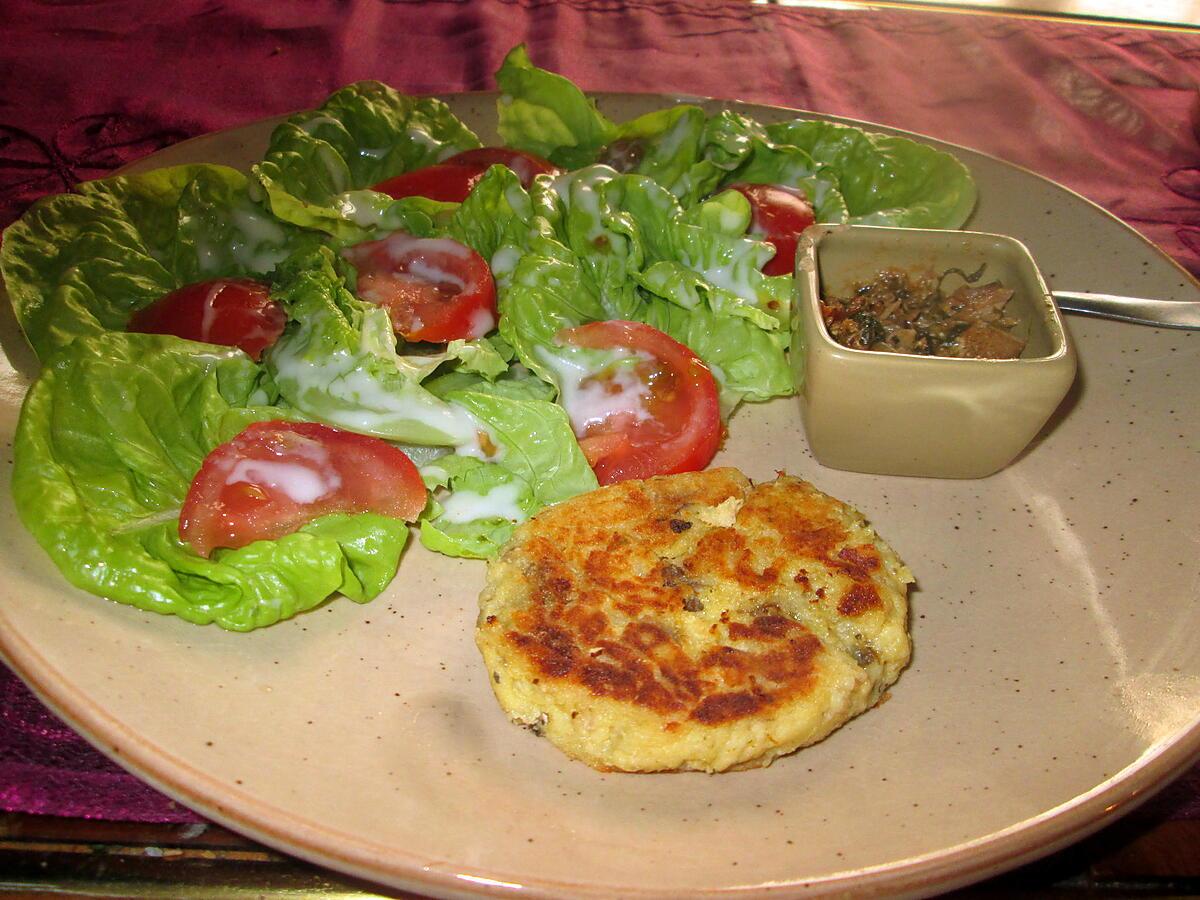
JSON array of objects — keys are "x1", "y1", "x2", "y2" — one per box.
[{"x1": 792, "y1": 224, "x2": 1077, "y2": 478}]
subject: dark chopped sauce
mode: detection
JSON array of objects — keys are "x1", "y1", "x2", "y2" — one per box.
[{"x1": 821, "y1": 268, "x2": 1027, "y2": 359}]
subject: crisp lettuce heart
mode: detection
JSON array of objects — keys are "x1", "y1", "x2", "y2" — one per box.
[
  {"x1": 1, "y1": 164, "x2": 321, "y2": 362},
  {"x1": 252, "y1": 81, "x2": 481, "y2": 240},
  {"x1": 11, "y1": 332, "x2": 409, "y2": 631}
]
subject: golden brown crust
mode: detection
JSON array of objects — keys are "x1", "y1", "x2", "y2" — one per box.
[{"x1": 477, "y1": 468, "x2": 912, "y2": 772}]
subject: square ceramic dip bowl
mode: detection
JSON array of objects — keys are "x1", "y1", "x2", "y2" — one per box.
[{"x1": 791, "y1": 224, "x2": 1077, "y2": 478}]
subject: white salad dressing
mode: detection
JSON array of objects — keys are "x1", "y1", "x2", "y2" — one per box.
[
  {"x1": 225, "y1": 459, "x2": 340, "y2": 504},
  {"x1": 717, "y1": 203, "x2": 746, "y2": 234},
  {"x1": 405, "y1": 258, "x2": 467, "y2": 290},
  {"x1": 383, "y1": 233, "x2": 474, "y2": 264},
  {"x1": 553, "y1": 168, "x2": 615, "y2": 246},
  {"x1": 537, "y1": 345, "x2": 654, "y2": 437},
  {"x1": 317, "y1": 144, "x2": 350, "y2": 194},
  {"x1": 505, "y1": 180, "x2": 530, "y2": 213},
  {"x1": 490, "y1": 245, "x2": 523, "y2": 277},
  {"x1": 199, "y1": 282, "x2": 224, "y2": 339},
  {"x1": 394, "y1": 126, "x2": 437, "y2": 156},
  {"x1": 467, "y1": 306, "x2": 497, "y2": 339},
  {"x1": 229, "y1": 207, "x2": 289, "y2": 273},
  {"x1": 268, "y1": 340, "x2": 487, "y2": 450},
  {"x1": 682, "y1": 250, "x2": 758, "y2": 301},
  {"x1": 335, "y1": 194, "x2": 393, "y2": 229},
  {"x1": 193, "y1": 237, "x2": 219, "y2": 274},
  {"x1": 439, "y1": 481, "x2": 526, "y2": 524},
  {"x1": 655, "y1": 113, "x2": 695, "y2": 163},
  {"x1": 298, "y1": 114, "x2": 343, "y2": 135}
]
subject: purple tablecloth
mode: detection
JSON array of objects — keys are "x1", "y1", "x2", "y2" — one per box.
[{"x1": 1, "y1": 0, "x2": 1198, "y2": 824}]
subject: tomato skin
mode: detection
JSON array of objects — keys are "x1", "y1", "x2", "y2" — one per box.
[
  {"x1": 126, "y1": 278, "x2": 285, "y2": 361},
  {"x1": 372, "y1": 164, "x2": 487, "y2": 203},
  {"x1": 342, "y1": 232, "x2": 497, "y2": 343},
  {"x1": 727, "y1": 183, "x2": 816, "y2": 277},
  {"x1": 180, "y1": 420, "x2": 426, "y2": 557},
  {"x1": 371, "y1": 147, "x2": 561, "y2": 203},
  {"x1": 440, "y1": 147, "x2": 562, "y2": 187},
  {"x1": 555, "y1": 320, "x2": 722, "y2": 486}
]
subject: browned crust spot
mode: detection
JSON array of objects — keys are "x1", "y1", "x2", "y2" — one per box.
[{"x1": 487, "y1": 471, "x2": 891, "y2": 727}]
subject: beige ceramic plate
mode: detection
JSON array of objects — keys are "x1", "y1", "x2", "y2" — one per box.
[{"x1": 1, "y1": 94, "x2": 1199, "y2": 898}]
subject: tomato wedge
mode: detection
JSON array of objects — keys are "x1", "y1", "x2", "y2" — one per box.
[
  {"x1": 180, "y1": 420, "x2": 426, "y2": 557},
  {"x1": 440, "y1": 147, "x2": 562, "y2": 187},
  {"x1": 552, "y1": 320, "x2": 722, "y2": 485},
  {"x1": 371, "y1": 147, "x2": 561, "y2": 203},
  {"x1": 372, "y1": 163, "x2": 487, "y2": 203},
  {"x1": 126, "y1": 278, "x2": 285, "y2": 361},
  {"x1": 727, "y1": 183, "x2": 816, "y2": 277},
  {"x1": 341, "y1": 232, "x2": 497, "y2": 343}
]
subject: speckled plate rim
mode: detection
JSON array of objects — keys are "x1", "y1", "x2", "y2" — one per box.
[
  {"x1": 6, "y1": 617, "x2": 1200, "y2": 898},
  {"x1": 1, "y1": 92, "x2": 1198, "y2": 898}
]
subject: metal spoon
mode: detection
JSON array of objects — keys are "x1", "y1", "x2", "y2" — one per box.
[{"x1": 1052, "y1": 291, "x2": 1200, "y2": 330}]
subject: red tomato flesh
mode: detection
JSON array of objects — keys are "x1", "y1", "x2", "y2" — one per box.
[
  {"x1": 440, "y1": 147, "x2": 562, "y2": 187},
  {"x1": 180, "y1": 420, "x2": 426, "y2": 557},
  {"x1": 554, "y1": 320, "x2": 722, "y2": 486},
  {"x1": 371, "y1": 147, "x2": 561, "y2": 203},
  {"x1": 341, "y1": 232, "x2": 497, "y2": 343},
  {"x1": 727, "y1": 183, "x2": 816, "y2": 277},
  {"x1": 126, "y1": 278, "x2": 285, "y2": 361},
  {"x1": 372, "y1": 164, "x2": 487, "y2": 204}
]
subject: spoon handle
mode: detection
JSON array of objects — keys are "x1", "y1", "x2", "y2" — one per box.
[{"x1": 1052, "y1": 291, "x2": 1200, "y2": 330}]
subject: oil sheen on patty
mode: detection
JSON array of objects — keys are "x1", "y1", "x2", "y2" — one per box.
[{"x1": 475, "y1": 468, "x2": 913, "y2": 773}]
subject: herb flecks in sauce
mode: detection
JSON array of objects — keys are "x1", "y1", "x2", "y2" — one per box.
[{"x1": 821, "y1": 268, "x2": 1027, "y2": 359}]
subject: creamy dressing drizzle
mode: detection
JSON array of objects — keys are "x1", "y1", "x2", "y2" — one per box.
[
  {"x1": 383, "y1": 234, "x2": 473, "y2": 263},
  {"x1": 681, "y1": 248, "x2": 758, "y2": 301},
  {"x1": 299, "y1": 115, "x2": 343, "y2": 135},
  {"x1": 717, "y1": 204, "x2": 745, "y2": 234},
  {"x1": 335, "y1": 195, "x2": 390, "y2": 228},
  {"x1": 269, "y1": 339, "x2": 487, "y2": 451},
  {"x1": 467, "y1": 306, "x2": 497, "y2": 339},
  {"x1": 489, "y1": 245, "x2": 523, "y2": 282},
  {"x1": 537, "y1": 345, "x2": 653, "y2": 437},
  {"x1": 405, "y1": 259, "x2": 467, "y2": 290},
  {"x1": 225, "y1": 459, "x2": 340, "y2": 504},
  {"x1": 229, "y1": 208, "x2": 289, "y2": 273},
  {"x1": 439, "y1": 481, "x2": 526, "y2": 524},
  {"x1": 655, "y1": 113, "x2": 695, "y2": 163},
  {"x1": 199, "y1": 282, "x2": 223, "y2": 340}
]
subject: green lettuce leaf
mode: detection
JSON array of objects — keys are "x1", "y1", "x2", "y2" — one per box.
[
  {"x1": 252, "y1": 81, "x2": 480, "y2": 240},
  {"x1": 501, "y1": 167, "x2": 794, "y2": 411},
  {"x1": 765, "y1": 119, "x2": 977, "y2": 227},
  {"x1": 10, "y1": 332, "x2": 409, "y2": 631},
  {"x1": 495, "y1": 45, "x2": 618, "y2": 169},
  {"x1": 1, "y1": 164, "x2": 318, "y2": 362},
  {"x1": 418, "y1": 374, "x2": 597, "y2": 558},
  {"x1": 493, "y1": 47, "x2": 975, "y2": 228},
  {"x1": 725, "y1": 142, "x2": 850, "y2": 225},
  {"x1": 264, "y1": 248, "x2": 496, "y2": 448}
]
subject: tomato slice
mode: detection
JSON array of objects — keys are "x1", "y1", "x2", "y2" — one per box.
[
  {"x1": 371, "y1": 147, "x2": 561, "y2": 203},
  {"x1": 180, "y1": 420, "x2": 426, "y2": 557},
  {"x1": 126, "y1": 278, "x2": 285, "y2": 361},
  {"x1": 553, "y1": 320, "x2": 722, "y2": 485},
  {"x1": 440, "y1": 147, "x2": 562, "y2": 187},
  {"x1": 727, "y1": 183, "x2": 816, "y2": 277},
  {"x1": 372, "y1": 163, "x2": 487, "y2": 203},
  {"x1": 341, "y1": 232, "x2": 497, "y2": 343}
]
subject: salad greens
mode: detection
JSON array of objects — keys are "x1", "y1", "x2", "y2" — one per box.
[
  {"x1": 3, "y1": 45, "x2": 977, "y2": 630},
  {"x1": 252, "y1": 81, "x2": 480, "y2": 242},
  {"x1": 1, "y1": 164, "x2": 322, "y2": 362},
  {"x1": 11, "y1": 332, "x2": 409, "y2": 631},
  {"x1": 494, "y1": 44, "x2": 976, "y2": 223}
]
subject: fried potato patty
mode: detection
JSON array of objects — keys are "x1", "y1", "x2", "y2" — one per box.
[{"x1": 476, "y1": 468, "x2": 913, "y2": 773}]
